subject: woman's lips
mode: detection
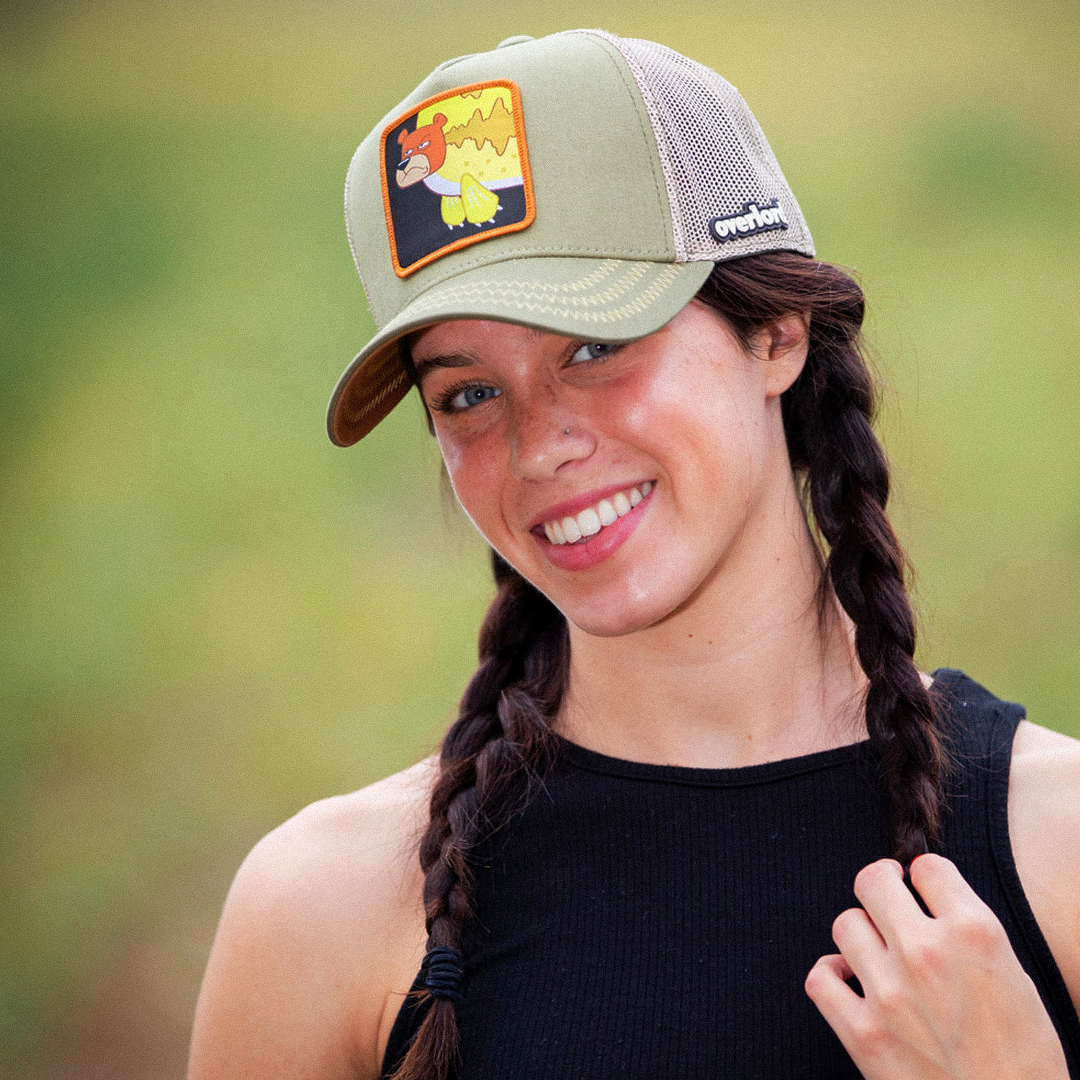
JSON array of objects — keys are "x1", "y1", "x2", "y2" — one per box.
[{"x1": 532, "y1": 481, "x2": 656, "y2": 571}]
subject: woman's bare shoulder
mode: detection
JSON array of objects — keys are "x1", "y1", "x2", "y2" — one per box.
[
  {"x1": 1008, "y1": 719, "x2": 1080, "y2": 1018},
  {"x1": 188, "y1": 754, "x2": 438, "y2": 1080},
  {"x1": 1009, "y1": 720, "x2": 1080, "y2": 844}
]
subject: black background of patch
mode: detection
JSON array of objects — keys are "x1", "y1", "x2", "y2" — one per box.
[{"x1": 384, "y1": 117, "x2": 528, "y2": 272}]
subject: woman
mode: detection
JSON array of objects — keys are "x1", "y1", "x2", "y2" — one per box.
[{"x1": 188, "y1": 29, "x2": 1080, "y2": 1080}]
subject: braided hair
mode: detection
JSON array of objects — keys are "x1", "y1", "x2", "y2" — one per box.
[
  {"x1": 389, "y1": 252, "x2": 948, "y2": 1080},
  {"x1": 388, "y1": 552, "x2": 568, "y2": 1080}
]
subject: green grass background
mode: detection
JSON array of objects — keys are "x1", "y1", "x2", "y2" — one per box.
[{"x1": 1, "y1": 0, "x2": 1077, "y2": 1075}]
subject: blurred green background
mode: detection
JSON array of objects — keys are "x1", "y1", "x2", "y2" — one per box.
[{"x1": 1, "y1": 0, "x2": 1077, "y2": 1075}]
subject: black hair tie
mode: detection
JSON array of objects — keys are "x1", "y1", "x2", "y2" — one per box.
[{"x1": 422, "y1": 945, "x2": 464, "y2": 1002}]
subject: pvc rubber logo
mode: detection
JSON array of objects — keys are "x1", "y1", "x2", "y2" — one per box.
[{"x1": 708, "y1": 199, "x2": 789, "y2": 243}]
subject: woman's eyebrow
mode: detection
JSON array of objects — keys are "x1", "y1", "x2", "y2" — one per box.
[{"x1": 411, "y1": 352, "x2": 477, "y2": 388}]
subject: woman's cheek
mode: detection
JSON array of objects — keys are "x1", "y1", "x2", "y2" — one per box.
[
  {"x1": 437, "y1": 437, "x2": 464, "y2": 479},
  {"x1": 439, "y1": 433, "x2": 507, "y2": 542}
]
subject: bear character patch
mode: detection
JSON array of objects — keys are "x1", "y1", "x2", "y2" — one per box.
[{"x1": 380, "y1": 81, "x2": 535, "y2": 277}]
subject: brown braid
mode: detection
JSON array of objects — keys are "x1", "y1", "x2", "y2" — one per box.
[
  {"x1": 696, "y1": 252, "x2": 949, "y2": 865},
  {"x1": 391, "y1": 251, "x2": 947, "y2": 1078},
  {"x1": 388, "y1": 551, "x2": 567, "y2": 1080}
]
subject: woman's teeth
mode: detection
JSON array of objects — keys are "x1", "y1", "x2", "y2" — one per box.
[{"x1": 542, "y1": 482, "x2": 653, "y2": 545}]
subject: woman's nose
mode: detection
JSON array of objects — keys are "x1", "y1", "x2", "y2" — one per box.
[{"x1": 508, "y1": 397, "x2": 595, "y2": 480}]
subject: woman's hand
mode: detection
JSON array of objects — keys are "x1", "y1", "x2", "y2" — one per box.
[{"x1": 805, "y1": 853, "x2": 1069, "y2": 1079}]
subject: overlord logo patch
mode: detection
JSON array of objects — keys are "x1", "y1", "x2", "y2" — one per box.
[
  {"x1": 708, "y1": 199, "x2": 789, "y2": 243},
  {"x1": 380, "y1": 80, "x2": 536, "y2": 278}
]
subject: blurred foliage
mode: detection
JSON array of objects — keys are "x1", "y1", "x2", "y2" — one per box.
[{"x1": 0, "y1": 0, "x2": 1077, "y2": 1075}]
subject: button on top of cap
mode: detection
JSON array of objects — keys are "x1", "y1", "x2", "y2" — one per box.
[{"x1": 496, "y1": 35, "x2": 534, "y2": 48}]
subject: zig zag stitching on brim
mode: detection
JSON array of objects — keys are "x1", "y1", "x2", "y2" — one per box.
[{"x1": 404, "y1": 263, "x2": 682, "y2": 321}]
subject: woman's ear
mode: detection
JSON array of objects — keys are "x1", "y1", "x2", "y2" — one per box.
[{"x1": 754, "y1": 312, "x2": 811, "y2": 398}]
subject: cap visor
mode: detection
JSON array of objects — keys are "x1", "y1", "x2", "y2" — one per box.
[{"x1": 328, "y1": 256, "x2": 714, "y2": 446}]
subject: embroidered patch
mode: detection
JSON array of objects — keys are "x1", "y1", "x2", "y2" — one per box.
[
  {"x1": 708, "y1": 199, "x2": 789, "y2": 243},
  {"x1": 380, "y1": 80, "x2": 535, "y2": 278}
]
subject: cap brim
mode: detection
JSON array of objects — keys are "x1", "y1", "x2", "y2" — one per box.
[{"x1": 327, "y1": 256, "x2": 714, "y2": 447}]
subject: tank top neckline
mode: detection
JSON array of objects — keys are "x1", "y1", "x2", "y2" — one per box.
[{"x1": 552, "y1": 667, "x2": 956, "y2": 789}]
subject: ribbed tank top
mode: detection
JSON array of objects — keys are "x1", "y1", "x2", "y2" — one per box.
[{"x1": 381, "y1": 668, "x2": 1080, "y2": 1078}]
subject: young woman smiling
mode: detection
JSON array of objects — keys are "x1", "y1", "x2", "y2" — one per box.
[{"x1": 188, "y1": 30, "x2": 1080, "y2": 1080}]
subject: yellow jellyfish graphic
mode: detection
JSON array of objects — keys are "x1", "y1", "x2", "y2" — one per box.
[
  {"x1": 459, "y1": 173, "x2": 500, "y2": 224},
  {"x1": 441, "y1": 194, "x2": 466, "y2": 227},
  {"x1": 415, "y1": 87, "x2": 525, "y2": 229}
]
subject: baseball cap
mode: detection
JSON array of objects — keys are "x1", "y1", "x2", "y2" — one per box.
[{"x1": 327, "y1": 29, "x2": 814, "y2": 447}]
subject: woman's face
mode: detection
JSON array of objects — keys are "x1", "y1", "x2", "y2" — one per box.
[{"x1": 409, "y1": 299, "x2": 807, "y2": 637}]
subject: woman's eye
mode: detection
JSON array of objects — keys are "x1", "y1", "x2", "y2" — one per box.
[
  {"x1": 450, "y1": 384, "x2": 501, "y2": 411},
  {"x1": 570, "y1": 342, "x2": 618, "y2": 364}
]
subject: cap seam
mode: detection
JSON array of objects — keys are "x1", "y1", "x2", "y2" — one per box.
[
  {"x1": 364, "y1": 263, "x2": 706, "y2": 348},
  {"x1": 568, "y1": 29, "x2": 673, "y2": 258},
  {"x1": 401, "y1": 264, "x2": 685, "y2": 317},
  {"x1": 580, "y1": 29, "x2": 685, "y2": 259},
  {"x1": 402, "y1": 239, "x2": 672, "y2": 274},
  {"x1": 344, "y1": 142, "x2": 376, "y2": 316}
]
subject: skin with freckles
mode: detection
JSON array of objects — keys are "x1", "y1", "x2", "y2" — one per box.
[{"x1": 414, "y1": 302, "x2": 801, "y2": 640}]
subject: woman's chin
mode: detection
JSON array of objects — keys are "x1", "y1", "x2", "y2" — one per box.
[{"x1": 559, "y1": 590, "x2": 684, "y2": 639}]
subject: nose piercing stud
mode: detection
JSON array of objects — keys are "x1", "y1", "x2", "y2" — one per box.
[{"x1": 564, "y1": 427, "x2": 571, "y2": 435}]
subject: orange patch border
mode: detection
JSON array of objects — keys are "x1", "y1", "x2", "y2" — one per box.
[{"x1": 380, "y1": 79, "x2": 536, "y2": 279}]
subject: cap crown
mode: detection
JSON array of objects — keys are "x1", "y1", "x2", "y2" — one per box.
[
  {"x1": 345, "y1": 29, "x2": 813, "y2": 334},
  {"x1": 594, "y1": 31, "x2": 813, "y2": 261}
]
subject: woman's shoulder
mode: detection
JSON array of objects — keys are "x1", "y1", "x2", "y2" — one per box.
[
  {"x1": 188, "y1": 755, "x2": 438, "y2": 1080},
  {"x1": 1008, "y1": 718, "x2": 1080, "y2": 900},
  {"x1": 1008, "y1": 718, "x2": 1080, "y2": 1018}
]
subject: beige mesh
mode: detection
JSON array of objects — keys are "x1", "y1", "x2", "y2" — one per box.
[{"x1": 579, "y1": 30, "x2": 814, "y2": 262}]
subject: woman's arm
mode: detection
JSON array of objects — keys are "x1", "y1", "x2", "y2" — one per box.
[{"x1": 187, "y1": 759, "x2": 435, "y2": 1080}]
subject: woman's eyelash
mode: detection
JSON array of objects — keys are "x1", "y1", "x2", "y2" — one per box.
[
  {"x1": 429, "y1": 380, "x2": 496, "y2": 414},
  {"x1": 428, "y1": 343, "x2": 625, "y2": 413},
  {"x1": 569, "y1": 341, "x2": 625, "y2": 364}
]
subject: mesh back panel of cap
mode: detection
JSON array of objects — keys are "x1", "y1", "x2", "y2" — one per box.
[{"x1": 580, "y1": 31, "x2": 814, "y2": 262}]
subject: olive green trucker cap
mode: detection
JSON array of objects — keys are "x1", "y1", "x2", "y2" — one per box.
[{"x1": 327, "y1": 29, "x2": 814, "y2": 447}]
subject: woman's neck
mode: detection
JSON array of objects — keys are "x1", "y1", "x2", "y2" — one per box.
[{"x1": 557, "y1": 478, "x2": 870, "y2": 769}]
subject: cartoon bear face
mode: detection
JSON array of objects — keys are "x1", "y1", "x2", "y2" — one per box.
[{"x1": 395, "y1": 114, "x2": 448, "y2": 188}]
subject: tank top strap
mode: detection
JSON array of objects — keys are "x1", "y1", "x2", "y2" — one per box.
[{"x1": 931, "y1": 667, "x2": 1080, "y2": 1076}]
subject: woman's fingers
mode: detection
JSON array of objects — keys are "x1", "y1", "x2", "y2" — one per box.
[
  {"x1": 907, "y1": 853, "x2": 1013, "y2": 963},
  {"x1": 831, "y1": 904, "x2": 887, "y2": 985},
  {"x1": 909, "y1": 853, "x2": 996, "y2": 922},
  {"x1": 804, "y1": 953, "x2": 862, "y2": 1024},
  {"x1": 853, "y1": 858, "x2": 928, "y2": 950}
]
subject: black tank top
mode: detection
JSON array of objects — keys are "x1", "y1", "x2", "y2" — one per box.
[{"x1": 381, "y1": 668, "x2": 1080, "y2": 1078}]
